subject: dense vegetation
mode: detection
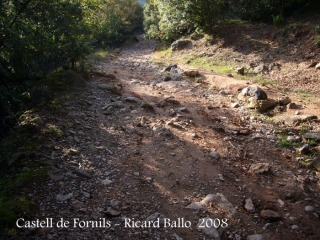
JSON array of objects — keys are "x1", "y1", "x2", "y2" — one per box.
[
  {"x1": 143, "y1": 0, "x2": 319, "y2": 41},
  {"x1": 0, "y1": 0, "x2": 143, "y2": 138}
]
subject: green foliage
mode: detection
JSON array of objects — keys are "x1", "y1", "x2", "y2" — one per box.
[
  {"x1": 144, "y1": 0, "x2": 314, "y2": 41},
  {"x1": 84, "y1": 0, "x2": 143, "y2": 47},
  {"x1": 0, "y1": 0, "x2": 143, "y2": 82},
  {"x1": 143, "y1": 0, "x2": 161, "y2": 39},
  {"x1": 0, "y1": 0, "x2": 143, "y2": 139},
  {"x1": 143, "y1": 0, "x2": 194, "y2": 41}
]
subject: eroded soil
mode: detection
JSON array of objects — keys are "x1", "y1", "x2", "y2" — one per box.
[{"x1": 18, "y1": 38, "x2": 320, "y2": 240}]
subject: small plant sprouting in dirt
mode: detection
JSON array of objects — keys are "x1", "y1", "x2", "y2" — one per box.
[{"x1": 279, "y1": 134, "x2": 299, "y2": 149}]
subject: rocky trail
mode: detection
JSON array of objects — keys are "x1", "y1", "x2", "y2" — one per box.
[{"x1": 20, "y1": 38, "x2": 320, "y2": 240}]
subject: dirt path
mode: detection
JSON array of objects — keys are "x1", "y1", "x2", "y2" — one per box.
[{"x1": 23, "y1": 39, "x2": 320, "y2": 240}]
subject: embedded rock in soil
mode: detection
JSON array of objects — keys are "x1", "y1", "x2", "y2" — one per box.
[
  {"x1": 249, "y1": 163, "x2": 270, "y2": 175},
  {"x1": 187, "y1": 193, "x2": 237, "y2": 217},
  {"x1": 200, "y1": 193, "x2": 237, "y2": 217},
  {"x1": 244, "y1": 198, "x2": 255, "y2": 213},
  {"x1": 305, "y1": 206, "x2": 315, "y2": 212},
  {"x1": 56, "y1": 193, "x2": 73, "y2": 202},
  {"x1": 260, "y1": 210, "x2": 281, "y2": 221},
  {"x1": 197, "y1": 217, "x2": 220, "y2": 240}
]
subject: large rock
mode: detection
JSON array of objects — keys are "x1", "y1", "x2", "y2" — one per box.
[
  {"x1": 238, "y1": 86, "x2": 268, "y2": 101},
  {"x1": 248, "y1": 99, "x2": 277, "y2": 113},
  {"x1": 187, "y1": 193, "x2": 237, "y2": 218},
  {"x1": 171, "y1": 39, "x2": 192, "y2": 51}
]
